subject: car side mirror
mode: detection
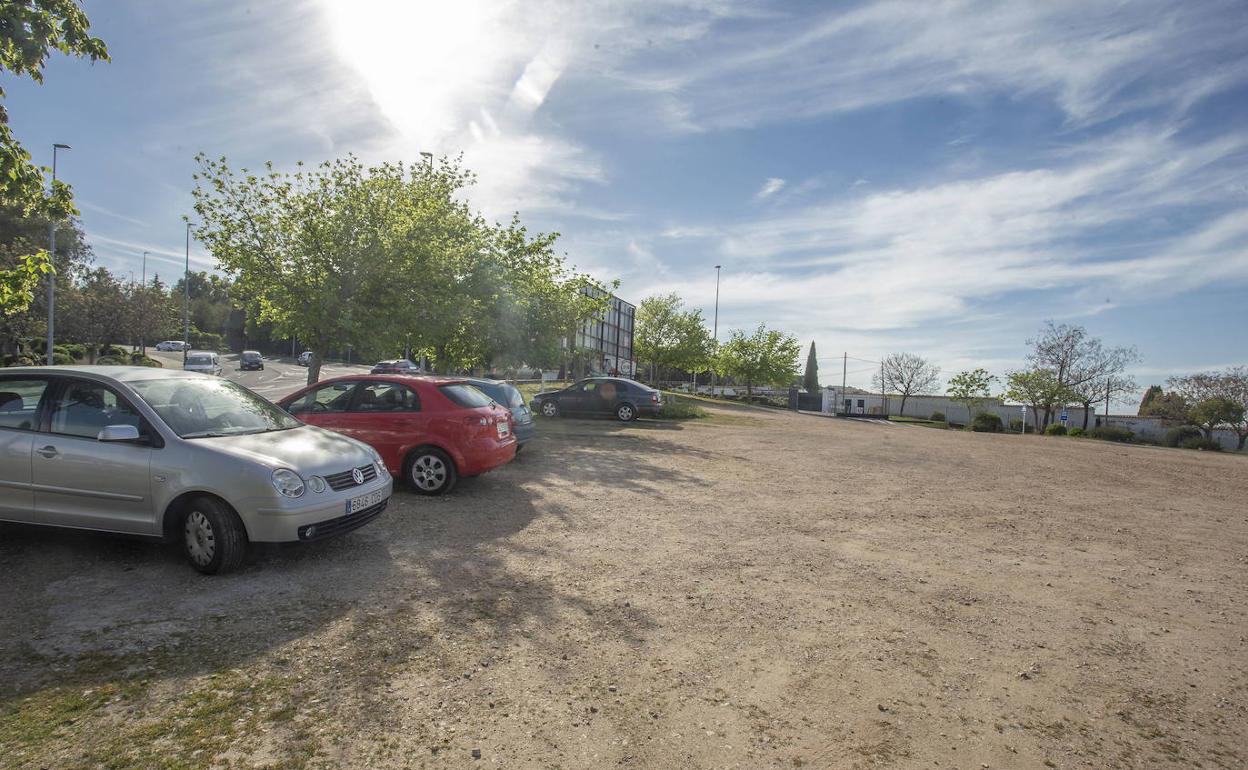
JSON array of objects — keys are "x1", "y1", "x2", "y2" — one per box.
[{"x1": 98, "y1": 424, "x2": 141, "y2": 442}]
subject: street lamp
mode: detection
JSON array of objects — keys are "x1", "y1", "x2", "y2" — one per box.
[
  {"x1": 709, "y1": 265, "x2": 722, "y2": 394},
  {"x1": 45, "y1": 143, "x2": 71, "y2": 365},
  {"x1": 141, "y1": 251, "x2": 148, "y2": 286},
  {"x1": 420, "y1": 151, "x2": 433, "y2": 167},
  {"x1": 183, "y1": 221, "x2": 195, "y2": 361}
]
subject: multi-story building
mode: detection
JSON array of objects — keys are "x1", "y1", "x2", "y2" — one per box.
[{"x1": 574, "y1": 286, "x2": 635, "y2": 377}]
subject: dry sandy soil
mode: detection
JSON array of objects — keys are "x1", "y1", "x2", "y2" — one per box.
[{"x1": 1, "y1": 403, "x2": 1245, "y2": 769}]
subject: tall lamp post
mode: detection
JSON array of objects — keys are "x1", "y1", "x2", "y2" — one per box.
[
  {"x1": 45, "y1": 143, "x2": 71, "y2": 365},
  {"x1": 183, "y1": 221, "x2": 195, "y2": 361}
]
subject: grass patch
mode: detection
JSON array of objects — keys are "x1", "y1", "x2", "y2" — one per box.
[
  {"x1": 890, "y1": 416, "x2": 949, "y2": 429},
  {"x1": 655, "y1": 395, "x2": 710, "y2": 420}
]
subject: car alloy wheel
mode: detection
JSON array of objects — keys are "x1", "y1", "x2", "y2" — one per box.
[
  {"x1": 184, "y1": 510, "x2": 216, "y2": 567},
  {"x1": 407, "y1": 448, "x2": 457, "y2": 495},
  {"x1": 616, "y1": 403, "x2": 635, "y2": 422},
  {"x1": 541, "y1": 401, "x2": 559, "y2": 417}
]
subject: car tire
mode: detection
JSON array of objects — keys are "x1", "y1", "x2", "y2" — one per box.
[
  {"x1": 540, "y1": 400, "x2": 559, "y2": 418},
  {"x1": 182, "y1": 496, "x2": 248, "y2": 575},
  {"x1": 405, "y1": 448, "x2": 457, "y2": 496},
  {"x1": 616, "y1": 402, "x2": 637, "y2": 422}
]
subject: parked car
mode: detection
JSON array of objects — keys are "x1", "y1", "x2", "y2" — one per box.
[
  {"x1": 155, "y1": 340, "x2": 187, "y2": 352},
  {"x1": 0, "y1": 367, "x2": 392, "y2": 574},
  {"x1": 296, "y1": 351, "x2": 314, "y2": 366},
  {"x1": 183, "y1": 351, "x2": 223, "y2": 376},
  {"x1": 278, "y1": 375, "x2": 516, "y2": 495},
  {"x1": 531, "y1": 377, "x2": 662, "y2": 422},
  {"x1": 239, "y1": 350, "x2": 264, "y2": 371},
  {"x1": 465, "y1": 378, "x2": 534, "y2": 449},
  {"x1": 371, "y1": 359, "x2": 420, "y2": 375}
]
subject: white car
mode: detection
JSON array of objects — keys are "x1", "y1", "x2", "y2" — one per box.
[
  {"x1": 183, "y1": 351, "x2": 223, "y2": 376},
  {"x1": 155, "y1": 340, "x2": 188, "y2": 352},
  {"x1": 297, "y1": 351, "x2": 314, "y2": 366}
]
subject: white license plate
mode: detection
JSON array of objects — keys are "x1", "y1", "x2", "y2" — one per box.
[
  {"x1": 496, "y1": 421, "x2": 510, "y2": 437},
  {"x1": 346, "y1": 488, "x2": 385, "y2": 514}
]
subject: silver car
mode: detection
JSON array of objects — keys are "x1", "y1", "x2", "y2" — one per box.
[
  {"x1": 0, "y1": 367, "x2": 392, "y2": 574},
  {"x1": 183, "y1": 351, "x2": 223, "y2": 376}
]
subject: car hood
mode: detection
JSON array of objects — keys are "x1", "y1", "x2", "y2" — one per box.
[{"x1": 192, "y1": 425, "x2": 374, "y2": 475}]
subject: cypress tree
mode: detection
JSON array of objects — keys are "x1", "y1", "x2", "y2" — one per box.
[{"x1": 803, "y1": 341, "x2": 819, "y2": 393}]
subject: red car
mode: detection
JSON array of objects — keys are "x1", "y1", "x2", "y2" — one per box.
[{"x1": 278, "y1": 375, "x2": 516, "y2": 495}]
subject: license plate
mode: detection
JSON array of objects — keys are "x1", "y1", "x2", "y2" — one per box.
[
  {"x1": 497, "y1": 421, "x2": 510, "y2": 437},
  {"x1": 346, "y1": 488, "x2": 385, "y2": 514}
]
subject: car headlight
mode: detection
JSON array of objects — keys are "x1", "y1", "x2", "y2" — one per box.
[
  {"x1": 366, "y1": 447, "x2": 386, "y2": 476},
  {"x1": 271, "y1": 468, "x2": 306, "y2": 498},
  {"x1": 308, "y1": 475, "x2": 327, "y2": 494}
]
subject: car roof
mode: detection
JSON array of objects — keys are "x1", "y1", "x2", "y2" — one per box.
[
  {"x1": 0, "y1": 365, "x2": 215, "y2": 384},
  {"x1": 309, "y1": 373, "x2": 468, "y2": 387}
]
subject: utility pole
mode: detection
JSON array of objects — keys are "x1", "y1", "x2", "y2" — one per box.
[
  {"x1": 1104, "y1": 377, "x2": 1111, "y2": 427},
  {"x1": 880, "y1": 360, "x2": 885, "y2": 417},
  {"x1": 45, "y1": 143, "x2": 70, "y2": 364},
  {"x1": 841, "y1": 352, "x2": 847, "y2": 415},
  {"x1": 183, "y1": 221, "x2": 194, "y2": 361}
]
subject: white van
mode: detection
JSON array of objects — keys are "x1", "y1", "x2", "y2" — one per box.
[{"x1": 183, "y1": 351, "x2": 223, "y2": 376}]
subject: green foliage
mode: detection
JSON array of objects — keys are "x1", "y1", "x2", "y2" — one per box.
[
  {"x1": 1138, "y1": 385, "x2": 1162, "y2": 413},
  {"x1": 50, "y1": 351, "x2": 72, "y2": 364},
  {"x1": 1009, "y1": 419, "x2": 1023, "y2": 432},
  {"x1": 1087, "y1": 425, "x2": 1134, "y2": 442},
  {"x1": 1044, "y1": 423, "x2": 1067, "y2": 436},
  {"x1": 1163, "y1": 425, "x2": 1203, "y2": 447},
  {"x1": 2, "y1": 354, "x2": 35, "y2": 366},
  {"x1": 1188, "y1": 396, "x2": 1243, "y2": 439},
  {"x1": 1068, "y1": 427, "x2": 1085, "y2": 437},
  {"x1": 0, "y1": 249, "x2": 53, "y2": 315},
  {"x1": 656, "y1": 396, "x2": 709, "y2": 420},
  {"x1": 1178, "y1": 436, "x2": 1222, "y2": 451},
  {"x1": 634, "y1": 293, "x2": 714, "y2": 383},
  {"x1": 94, "y1": 355, "x2": 124, "y2": 365},
  {"x1": 1004, "y1": 368, "x2": 1074, "y2": 428},
  {"x1": 128, "y1": 353, "x2": 163, "y2": 368},
  {"x1": 970, "y1": 412, "x2": 1004, "y2": 432},
  {"x1": 1139, "y1": 390, "x2": 1188, "y2": 422},
  {"x1": 803, "y1": 341, "x2": 819, "y2": 393},
  {"x1": 188, "y1": 331, "x2": 223, "y2": 350},
  {"x1": 946, "y1": 368, "x2": 996, "y2": 420},
  {"x1": 930, "y1": 411, "x2": 945, "y2": 421},
  {"x1": 714, "y1": 324, "x2": 801, "y2": 397}
]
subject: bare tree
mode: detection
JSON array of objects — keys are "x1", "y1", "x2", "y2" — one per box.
[
  {"x1": 1028, "y1": 321, "x2": 1135, "y2": 427},
  {"x1": 1069, "y1": 344, "x2": 1140, "y2": 429},
  {"x1": 872, "y1": 352, "x2": 940, "y2": 416}
]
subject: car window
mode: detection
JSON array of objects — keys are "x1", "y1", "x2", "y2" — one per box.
[
  {"x1": 186, "y1": 355, "x2": 213, "y2": 366},
  {"x1": 49, "y1": 380, "x2": 142, "y2": 439},
  {"x1": 287, "y1": 382, "x2": 357, "y2": 414},
  {"x1": 470, "y1": 382, "x2": 506, "y2": 404},
  {"x1": 439, "y1": 383, "x2": 493, "y2": 408},
  {"x1": 0, "y1": 378, "x2": 49, "y2": 431},
  {"x1": 580, "y1": 381, "x2": 599, "y2": 393},
  {"x1": 502, "y1": 385, "x2": 525, "y2": 409},
  {"x1": 352, "y1": 382, "x2": 420, "y2": 412},
  {"x1": 130, "y1": 377, "x2": 301, "y2": 438}
]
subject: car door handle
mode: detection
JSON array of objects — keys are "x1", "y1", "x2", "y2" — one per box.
[{"x1": 36, "y1": 445, "x2": 59, "y2": 459}]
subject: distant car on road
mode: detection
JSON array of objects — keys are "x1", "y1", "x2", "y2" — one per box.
[
  {"x1": 239, "y1": 350, "x2": 264, "y2": 371},
  {"x1": 531, "y1": 377, "x2": 662, "y2": 422},
  {"x1": 278, "y1": 375, "x2": 516, "y2": 495},
  {"x1": 0, "y1": 366, "x2": 392, "y2": 574},
  {"x1": 465, "y1": 378, "x2": 534, "y2": 449},
  {"x1": 155, "y1": 340, "x2": 187, "y2": 352},
  {"x1": 296, "y1": 351, "x2": 314, "y2": 367},
  {"x1": 183, "y1": 351, "x2": 223, "y2": 377},
  {"x1": 371, "y1": 359, "x2": 420, "y2": 375}
]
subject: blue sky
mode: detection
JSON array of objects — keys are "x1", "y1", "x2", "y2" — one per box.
[{"x1": 6, "y1": 0, "x2": 1247, "y2": 401}]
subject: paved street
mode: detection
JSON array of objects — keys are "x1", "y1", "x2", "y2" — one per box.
[{"x1": 146, "y1": 350, "x2": 373, "y2": 401}]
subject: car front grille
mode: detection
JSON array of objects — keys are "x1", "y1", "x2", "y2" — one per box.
[
  {"x1": 297, "y1": 499, "x2": 388, "y2": 541},
  {"x1": 324, "y1": 464, "x2": 378, "y2": 491}
]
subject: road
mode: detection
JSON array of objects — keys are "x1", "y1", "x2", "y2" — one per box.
[{"x1": 146, "y1": 350, "x2": 373, "y2": 401}]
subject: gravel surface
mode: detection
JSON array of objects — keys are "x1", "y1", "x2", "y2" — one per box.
[{"x1": 2, "y1": 404, "x2": 1245, "y2": 769}]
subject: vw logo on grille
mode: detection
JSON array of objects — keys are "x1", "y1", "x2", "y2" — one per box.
[{"x1": 351, "y1": 468, "x2": 365, "y2": 485}]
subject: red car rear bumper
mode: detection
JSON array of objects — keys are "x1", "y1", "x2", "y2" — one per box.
[{"x1": 459, "y1": 436, "x2": 517, "y2": 476}]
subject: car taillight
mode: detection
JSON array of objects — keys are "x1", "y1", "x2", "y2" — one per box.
[
  {"x1": 651, "y1": 392, "x2": 661, "y2": 403},
  {"x1": 464, "y1": 416, "x2": 490, "y2": 426}
]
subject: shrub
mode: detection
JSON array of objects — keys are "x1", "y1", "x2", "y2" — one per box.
[
  {"x1": 99, "y1": 344, "x2": 129, "y2": 358},
  {"x1": 1163, "y1": 425, "x2": 1203, "y2": 448},
  {"x1": 1178, "y1": 436, "x2": 1222, "y2": 451},
  {"x1": 51, "y1": 352, "x2": 75, "y2": 365},
  {"x1": 1045, "y1": 423, "x2": 1067, "y2": 436},
  {"x1": 129, "y1": 353, "x2": 163, "y2": 368},
  {"x1": 970, "y1": 412, "x2": 1003, "y2": 432},
  {"x1": 3, "y1": 355, "x2": 35, "y2": 367},
  {"x1": 1086, "y1": 425, "x2": 1134, "y2": 443},
  {"x1": 63, "y1": 343, "x2": 86, "y2": 359},
  {"x1": 657, "y1": 397, "x2": 708, "y2": 420},
  {"x1": 95, "y1": 355, "x2": 126, "y2": 365},
  {"x1": 930, "y1": 411, "x2": 945, "y2": 422},
  {"x1": 1008, "y1": 419, "x2": 1023, "y2": 432},
  {"x1": 1068, "y1": 427, "x2": 1085, "y2": 437},
  {"x1": 189, "y1": 332, "x2": 224, "y2": 350}
]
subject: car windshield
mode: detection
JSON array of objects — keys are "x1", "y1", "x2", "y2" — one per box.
[
  {"x1": 242, "y1": 352, "x2": 260, "y2": 360},
  {"x1": 186, "y1": 355, "x2": 212, "y2": 366},
  {"x1": 439, "y1": 383, "x2": 493, "y2": 408},
  {"x1": 130, "y1": 377, "x2": 302, "y2": 438}
]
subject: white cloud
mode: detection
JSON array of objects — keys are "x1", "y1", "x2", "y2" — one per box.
[{"x1": 754, "y1": 177, "x2": 786, "y2": 200}]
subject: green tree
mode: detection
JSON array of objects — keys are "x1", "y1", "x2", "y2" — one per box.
[
  {"x1": 1004, "y1": 369, "x2": 1071, "y2": 432},
  {"x1": 715, "y1": 324, "x2": 801, "y2": 398},
  {"x1": 58, "y1": 267, "x2": 127, "y2": 361},
  {"x1": 1170, "y1": 367, "x2": 1248, "y2": 449},
  {"x1": 802, "y1": 341, "x2": 819, "y2": 393},
  {"x1": 1187, "y1": 397, "x2": 1243, "y2": 443},
  {"x1": 872, "y1": 351, "x2": 940, "y2": 416},
  {"x1": 634, "y1": 293, "x2": 713, "y2": 384},
  {"x1": 1138, "y1": 385, "x2": 1162, "y2": 413},
  {"x1": 0, "y1": 0, "x2": 108, "y2": 313},
  {"x1": 0, "y1": 203, "x2": 93, "y2": 356},
  {"x1": 1139, "y1": 390, "x2": 1189, "y2": 423},
  {"x1": 946, "y1": 368, "x2": 996, "y2": 424}
]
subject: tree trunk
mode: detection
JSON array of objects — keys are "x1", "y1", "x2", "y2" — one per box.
[
  {"x1": 1080, "y1": 400, "x2": 1092, "y2": 430},
  {"x1": 306, "y1": 353, "x2": 322, "y2": 386},
  {"x1": 899, "y1": 394, "x2": 908, "y2": 416},
  {"x1": 1237, "y1": 431, "x2": 1246, "y2": 450}
]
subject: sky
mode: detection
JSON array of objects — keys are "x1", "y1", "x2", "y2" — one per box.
[{"x1": 5, "y1": 0, "x2": 1247, "y2": 402}]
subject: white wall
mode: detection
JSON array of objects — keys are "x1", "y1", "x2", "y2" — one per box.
[{"x1": 820, "y1": 388, "x2": 1096, "y2": 429}]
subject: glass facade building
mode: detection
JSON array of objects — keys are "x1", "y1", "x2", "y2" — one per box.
[{"x1": 574, "y1": 286, "x2": 635, "y2": 377}]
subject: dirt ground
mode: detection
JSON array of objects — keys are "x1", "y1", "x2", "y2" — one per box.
[{"x1": 1, "y1": 404, "x2": 1245, "y2": 769}]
